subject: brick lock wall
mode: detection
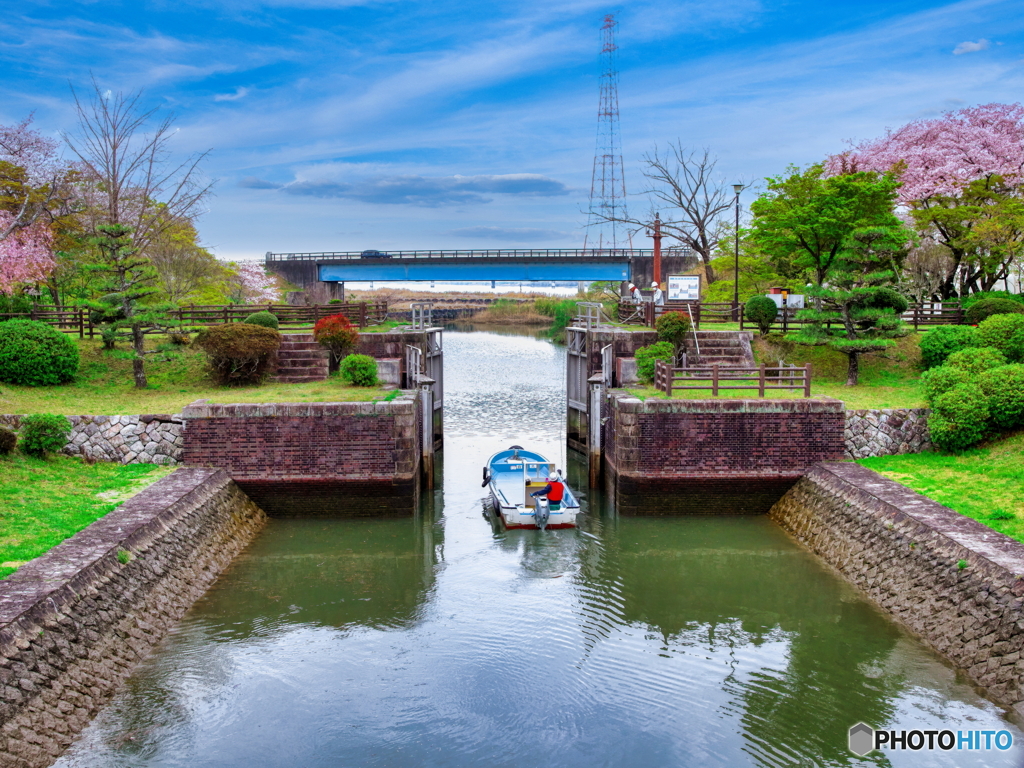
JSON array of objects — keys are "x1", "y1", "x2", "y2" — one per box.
[
  {"x1": 0, "y1": 469, "x2": 267, "y2": 768},
  {"x1": 604, "y1": 395, "x2": 845, "y2": 514},
  {"x1": 181, "y1": 398, "x2": 421, "y2": 517},
  {"x1": 770, "y1": 463, "x2": 1024, "y2": 717}
]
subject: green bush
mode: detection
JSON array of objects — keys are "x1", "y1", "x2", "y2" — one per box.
[
  {"x1": 656, "y1": 311, "x2": 692, "y2": 347},
  {"x1": 928, "y1": 384, "x2": 989, "y2": 452},
  {"x1": 961, "y1": 290, "x2": 1024, "y2": 309},
  {"x1": 979, "y1": 364, "x2": 1024, "y2": 430},
  {"x1": 977, "y1": 314, "x2": 1024, "y2": 362},
  {"x1": 944, "y1": 346, "x2": 1007, "y2": 375},
  {"x1": 0, "y1": 320, "x2": 79, "y2": 386},
  {"x1": 195, "y1": 323, "x2": 281, "y2": 385},
  {"x1": 919, "y1": 325, "x2": 979, "y2": 369},
  {"x1": 243, "y1": 310, "x2": 279, "y2": 330},
  {"x1": 339, "y1": 354, "x2": 378, "y2": 386},
  {"x1": 965, "y1": 298, "x2": 1024, "y2": 325},
  {"x1": 0, "y1": 426, "x2": 16, "y2": 455},
  {"x1": 635, "y1": 341, "x2": 675, "y2": 384},
  {"x1": 744, "y1": 295, "x2": 778, "y2": 336},
  {"x1": 858, "y1": 286, "x2": 910, "y2": 314},
  {"x1": 0, "y1": 294, "x2": 33, "y2": 317},
  {"x1": 19, "y1": 414, "x2": 72, "y2": 457},
  {"x1": 920, "y1": 365, "x2": 971, "y2": 405}
]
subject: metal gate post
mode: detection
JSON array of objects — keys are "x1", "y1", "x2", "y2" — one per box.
[
  {"x1": 421, "y1": 381, "x2": 435, "y2": 490},
  {"x1": 588, "y1": 378, "x2": 603, "y2": 487}
]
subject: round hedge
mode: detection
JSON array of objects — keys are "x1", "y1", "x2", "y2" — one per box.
[
  {"x1": 339, "y1": 354, "x2": 378, "y2": 387},
  {"x1": 962, "y1": 291, "x2": 1024, "y2": 309},
  {"x1": 195, "y1": 323, "x2": 281, "y2": 385},
  {"x1": 744, "y1": 296, "x2": 778, "y2": 336},
  {"x1": 0, "y1": 320, "x2": 79, "y2": 386},
  {"x1": 920, "y1": 365, "x2": 971, "y2": 406},
  {"x1": 859, "y1": 286, "x2": 910, "y2": 314},
  {"x1": 19, "y1": 414, "x2": 72, "y2": 457},
  {"x1": 928, "y1": 384, "x2": 989, "y2": 452},
  {"x1": 979, "y1": 364, "x2": 1024, "y2": 431},
  {"x1": 655, "y1": 311, "x2": 691, "y2": 347},
  {"x1": 944, "y1": 346, "x2": 1007, "y2": 375},
  {"x1": 919, "y1": 325, "x2": 979, "y2": 370},
  {"x1": 977, "y1": 314, "x2": 1024, "y2": 362},
  {"x1": 243, "y1": 310, "x2": 279, "y2": 330},
  {"x1": 635, "y1": 341, "x2": 675, "y2": 383},
  {"x1": 965, "y1": 298, "x2": 1024, "y2": 325}
]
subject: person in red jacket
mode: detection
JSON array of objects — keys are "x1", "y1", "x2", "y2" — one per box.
[{"x1": 530, "y1": 473, "x2": 565, "y2": 510}]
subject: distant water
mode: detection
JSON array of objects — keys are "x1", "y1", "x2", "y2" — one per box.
[{"x1": 56, "y1": 328, "x2": 1022, "y2": 768}]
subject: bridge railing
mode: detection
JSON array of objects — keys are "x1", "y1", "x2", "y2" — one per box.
[{"x1": 266, "y1": 249, "x2": 653, "y2": 262}]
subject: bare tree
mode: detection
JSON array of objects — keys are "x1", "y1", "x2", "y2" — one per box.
[
  {"x1": 589, "y1": 144, "x2": 735, "y2": 283},
  {"x1": 62, "y1": 81, "x2": 213, "y2": 388}
]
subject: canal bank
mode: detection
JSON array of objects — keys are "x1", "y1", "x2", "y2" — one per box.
[{"x1": 37, "y1": 327, "x2": 1021, "y2": 767}]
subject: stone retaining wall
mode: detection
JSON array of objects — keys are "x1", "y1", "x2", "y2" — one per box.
[
  {"x1": 769, "y1": 463, "x2": 1024, "y2": 716},
  {"x1": 844, "y1": 408, "x2": 932, "y2": 459},
  {"x1": 0, "y1": 469, "x2": 267, "y2": 768},
  {"x1": 0, "y1": 414, "x2": 183, "y2": 465}
]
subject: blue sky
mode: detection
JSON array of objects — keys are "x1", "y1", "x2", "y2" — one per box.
[{"x1": 2, "y1": 0, "x2": 1023, "y2": 260}]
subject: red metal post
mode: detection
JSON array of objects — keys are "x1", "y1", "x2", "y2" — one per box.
[{"x1": 651, "y1": 214, "x2": 662, "y2": 286}]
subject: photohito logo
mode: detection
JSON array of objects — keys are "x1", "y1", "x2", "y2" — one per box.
[{"x1": 848, "y1": 723, "x2": 1014, "y2": 756}]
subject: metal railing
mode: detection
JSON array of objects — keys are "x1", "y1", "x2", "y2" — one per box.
[
  {"x1": 266, "y1": 248, "x2": 653, "y2": 262},
  {"x1": 654, "y1": 359, "x2": 812, "y2": 398}
]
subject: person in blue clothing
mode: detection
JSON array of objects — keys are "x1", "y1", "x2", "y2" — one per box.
[{"x1": 530, "y1": 473, "x2": 565, "y2": 510}]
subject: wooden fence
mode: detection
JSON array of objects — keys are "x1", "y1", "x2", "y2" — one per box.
[
  {"x1": 0, "y1": 301, "x2": 389, "y2": 338},
  {"x1": 621, "y1": 299, "x2": 966, "y2": 331},
  {"x1": 654, "y1": 359, "x2": 812, "y2": 398}
]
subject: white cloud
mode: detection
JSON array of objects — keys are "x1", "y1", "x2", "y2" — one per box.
[
  {"x1": 953, "y1": 38, "x2": 990, "y2": 54},
  {"x1": 214, "y1": 86, "x2": 251, "y2": 102}
]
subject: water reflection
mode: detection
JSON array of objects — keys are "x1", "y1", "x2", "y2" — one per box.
[{"x1": 56, "y1": 328, "x2": 1022, "y2": 768}]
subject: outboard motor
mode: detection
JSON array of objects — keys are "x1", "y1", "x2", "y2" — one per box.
[{"x1": 534, "y1": 497, "x2": 551, "y2": 530}]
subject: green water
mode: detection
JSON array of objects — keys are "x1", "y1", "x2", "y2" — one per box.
[{"x1": 55, "y1": 329, "x2": 1022, "y2": 767}]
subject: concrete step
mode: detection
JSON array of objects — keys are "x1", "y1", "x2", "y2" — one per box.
[
  {"x1": 277, "y1": 349, "x2": 328, "y2": 359},
  {"x1": 281, "y1": 333, "x2": 315, "y2": 341},
  {"x1": 270, "y1": 374, "x2": 327, "y2": 384},
  {"x1": 278, "y1": 341, "x2": 324, "y2": 352},
  {"x1": 276, "y1": 358, "x2": 327, "y2": 369}
]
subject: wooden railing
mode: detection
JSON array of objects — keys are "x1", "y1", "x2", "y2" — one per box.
[
  {"x1": 0, "y1": 301, "x2": 389, "y2": 338},
  {"x1": 620, "y1": 299, "x2": 968, "y2": 331},
  {"x1": 654, "y1": 359, "x2": 812, "y2": 397}
]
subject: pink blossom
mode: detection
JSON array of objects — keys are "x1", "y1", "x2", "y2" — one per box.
[
  {"x1": 232, "y1": 261, "x2": 282, "y2": 303},
  {"x1": 0, "y1": 213, "x2": 54, "y2": 295},
  {"x1": 827, "y1": 103, "x2": 1024, "y2": 203}
]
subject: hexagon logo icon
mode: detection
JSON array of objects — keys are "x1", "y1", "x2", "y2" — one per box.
[{"x1": 849, "y1": 722, "x2": 875, "y2": 756}]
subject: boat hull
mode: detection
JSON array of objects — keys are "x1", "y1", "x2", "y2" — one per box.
[{"x1": 484, "y1": 446, "x2": 581, "y2": 530}]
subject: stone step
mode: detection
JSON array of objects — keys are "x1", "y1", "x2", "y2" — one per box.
[
  {"x1": 276, "y1": 358, "x2": 327, "y2": 369},
  {"x1": 270, "y1": 374, "x2": 327, "y2": 384},
  {"x1": 281, "y1": 333, "x2": 315, "y2": 342},
  {"x1": 278, "y1": 341, "x2": 323, "y2": 351},
  {"x1": 277, "y1": 349, "x2": 328, "y2": 359}
]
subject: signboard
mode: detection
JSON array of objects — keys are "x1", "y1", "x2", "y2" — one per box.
[
  {"x1": 766, "y1": 294, "x2": 805, "y2": 309},
  {"x1": 667, "y1": 275, "x2": 701, "y2": 301}
]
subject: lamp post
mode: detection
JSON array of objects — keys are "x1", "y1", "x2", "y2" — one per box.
[{"x1": 732, "y1": 183, "x2": 745, "y2": 315}]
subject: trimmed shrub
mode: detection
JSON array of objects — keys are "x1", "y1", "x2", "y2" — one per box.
[
  {"x1": 0, "y1": 294, "x2": 33, "y2": 317},
  {"x1": 655, "y1": 311, "x2": 692, "y2": 347},
  {"x1": 19, "y1": 414, "x2": 72, "y2": 458},
  {"x1": 944, "y1": 346, "x2": 1007, "y2": 375},
  {"x1": 977, "y1": 314, "x2": 1024, "y2": 362},
  {"x1": 744, "y1": 295, "x2": 778, "y2": 336},
  {"x1": 243, "y1": 310, "x2": 279, "y2": 330},
  {"x1": 339, "y1": 354, "x2": 378, "y2": 386},
  {"x1": 858, "y1": 286, "x2": 910, "y2": 314},
  {"x1": 920, "y1": 365, "x2": 971, "y2": 405},
  {"x1": 979, "y1": 364, "x2": 1024, "y2": 430},
  {"x1": 965, "y1": 298, "x2": 1024, "y2": 325},
  {"x1": 0, "y1": 426, "x2": 16, "y2": 455},
  {"x1": 0, "y1": 320, "x2": 79, "y2": 386},
  {"x1": 928, "y1": 384, "x2": 989, "y2": 452},
  {"x1": 635, "y1": 341, "x2": 675, "y2": 383},
  {"x1": 961, "y1": 290, "x2": 1024, "y2": 309},
  {"x1": 919, "y1": 325, "x2": 979, "y2": 369},
  {"x1": 313, "y1": 313, "x2": 359, "y2": 363},
  {"x1": 195, "y1": 323, "x2": 281, "y2": 385}
]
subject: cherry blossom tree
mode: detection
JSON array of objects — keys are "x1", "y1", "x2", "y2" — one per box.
[
  {"x1": 0, "y1": 214, "x2": 54, "y2": 294},
  {"x1": 228, "y1": 262, "x2": 282, "y2": 303},
  {"x1": 828, "y1": 104, "x2": 1024, "y2": 298}
]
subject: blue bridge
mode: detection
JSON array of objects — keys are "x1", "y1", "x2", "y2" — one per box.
[{"x1": 264, "y1": 248, "x2": 699, "y2": 291}]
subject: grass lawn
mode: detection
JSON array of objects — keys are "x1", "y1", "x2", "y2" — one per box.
[
  {"x1": 0, "y1": 337, "x2": 388, "y2": 415},
  {"x1": 858, "y1": 431, "x2": 1024, "y2": 544},
  {"x1": 0, "y1": 455, "x2": 173, "y2": 579}
]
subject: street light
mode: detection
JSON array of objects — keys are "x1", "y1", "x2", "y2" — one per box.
[{"x1": 732, "y1": 183, "x2": 745, "y2": 314}]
